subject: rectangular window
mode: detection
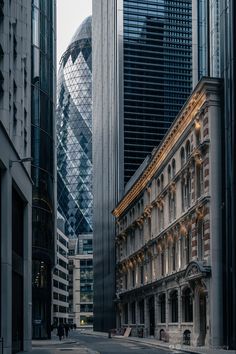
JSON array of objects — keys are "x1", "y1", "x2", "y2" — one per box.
[
  {"x1": 131, "y1": 302, "x2": 136, "y2": 324},
  {"x1": 161, "y1": 253, "x2": 165, "y2": 276},
  {"x1": 140, "y1": 266, "x2": 144, "y2": 285},
  {"x1": 124, "y1": 303, "x2": 128, "y2": 324},
  {"x1": 139, "y1": 300, "x2": 144, "y2": 324},
  {"x1": 132, "y1": 270, "x2": 135, "y2": 287}
]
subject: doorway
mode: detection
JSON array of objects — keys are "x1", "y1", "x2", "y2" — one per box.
[{"x1": 148, "y1": 296, "x2": 155, "y2": 336}]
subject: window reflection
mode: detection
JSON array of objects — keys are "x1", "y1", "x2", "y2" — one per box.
[
  {"x1": 32, "y1": 260, "x2": 48, "y2": 288},
  {"x1": 32, "y1": 8, "x2": 39, "y2": 47}
]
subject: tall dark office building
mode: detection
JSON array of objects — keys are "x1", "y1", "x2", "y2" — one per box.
[
  {"x1": 220, "y1": 1, "x2": 236, "y2": 349},
  {"x1": 192, "y1": 0, "x2": 236, "y2": 349},
  {"x1": 92, "y1": 0, "x2": 192, "y2": 331},
  {"x1": 57, "y1": 16, "x2": 93, "y2": 238},
  {"x1": 123, "y1": 0, "x2": 192, "y2": 183},
  {"x1": 31, "y1": 0, "x2": 56, "y2": 339}
]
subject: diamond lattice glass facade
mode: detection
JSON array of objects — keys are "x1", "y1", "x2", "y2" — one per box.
[{"x1": 57, "y1": 16, "x2": 92, "y2": 237}]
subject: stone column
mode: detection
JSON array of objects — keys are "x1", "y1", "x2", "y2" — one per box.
[
  {"x1": 166, "y1": 290, "x2": 169, "y2": 330},
  {"x1": 178, "y1": 287, "x2": 182, "y2": 331},
  {"x1": 154, "y1": 293, "x2": 159, "y2": 337},
  {"x1": 144, "y1": 298, "x2": 148, "y2": 337},
  {"x1": 165, "y1": 248, "x2": 169, "y2": 275},
  {"x1": 1, "y1": 170, "x2": 12, "y2": 354},
  {"x1": 178, "y1": 238, "x2": 182, "y2": 270},
  {"x1": 23, "y1": 202, "x2": 32, "y2": 352},
  {"x1": 128, "y1": 301, "x2": 131, "y2": 325}
]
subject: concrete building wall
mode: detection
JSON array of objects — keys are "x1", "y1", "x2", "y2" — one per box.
[
  {"x1": 192, "y1": 0, "x2": 236, "y2": 348},
  {"x1": 52, "y1": 227, "x2": 69, "y2": 325},
  {"x1": 92, "y1": 0, "x2": 119, "y2": 331},
  {"x1": 68, "y1": 254, "x2": 93, "y2": 328},
  {"x1": 0, "y1": 1, "x2": 32, "y2": 353}
]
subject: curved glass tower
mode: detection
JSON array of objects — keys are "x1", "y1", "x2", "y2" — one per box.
[{"x1": 57, "y1": 16, "x2": 93, "y2": 238}]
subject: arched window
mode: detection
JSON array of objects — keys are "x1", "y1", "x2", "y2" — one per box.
[
  {"x1": 161, "y1": 174, "x2": 164, "y2": 190},
  {"x1": 157, "y1": 178, "x2": 160, "y2": 194},
  {"x1": 185, "y1": 230, "x2": 192, "y2": 264},
  {"x1": 159, "y1": 294, "x2": 166, "y2": 323},
  {"x1": 196, "y1": 163, "x2": 203, "y2": 198},
  {"x1": 180, "y1": 147, "x2": 185, "y2": 167},
  {"x1": 140, "y1": 265, "x2": 144, "y2": 285},
  {"x1": 172, "y1": 159, "x2": 176, "y2": 178},
  {"x1": 195, "y1": 126, "x2": 201, "y2": 145},
  {"x1": 169, "y1": 193, "x2": 176, "y2": 222},
  {"x1": 158, "y1": 205, "x2": 164, "y2": 232},
  {"x1": 186, "y1": 172, "x2": 191, "y2": 207},
  {"x1": 170, "y1": 290, "x2": 178, "y2": 323},
  {"x1": 131, "y1": 269, "x2": 135, "y2": 287},
  {"x1": 161, "y1": 252, "x2": 165, "y2": 276},
  {"x1": 182, "y1": 288, "x2": 193, "y2": 322},
  {"x1": 168, "y1": 165, "x2": 171, "y2": 183},
  {"x1": 181, "y1": 177, "x2": 186, "y2": 211},
  {"x1": 186, "y1": 140, "x2": 190, "y2": 158},
  {"x1": 172, "y1": 243, "x2": 176, "y2": 271},
  {"x1": 197, "y1": 219, "x2": 204, "y2": 260}
]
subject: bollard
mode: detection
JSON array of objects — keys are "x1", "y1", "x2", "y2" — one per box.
[{"x1": 108, "y1": 330, "x2": 111, "y2": 338}]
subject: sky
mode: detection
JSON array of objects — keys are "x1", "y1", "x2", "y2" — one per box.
[{"x1": 57, "y1": 0, "x2": 92, "y2": 68}]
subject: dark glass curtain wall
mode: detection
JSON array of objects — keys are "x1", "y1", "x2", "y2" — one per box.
[
  {"x1": 123, "y1": 0, "x2": 192, "y2": 183},
  {"x1": 31, "y1": 0, "x2": 56, "y2": 339}
]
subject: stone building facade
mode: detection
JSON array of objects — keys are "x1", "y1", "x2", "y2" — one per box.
[
  {"x1": 113, "y1": 78, "x2": 223, "y2": 348},
  {"x1": 0, "y1": 1, "x2": 32, "y2": 353}
]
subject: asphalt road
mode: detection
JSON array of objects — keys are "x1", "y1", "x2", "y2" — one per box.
[{"x1": 32, "y1": 331, "x2": 185, "y2": 354}]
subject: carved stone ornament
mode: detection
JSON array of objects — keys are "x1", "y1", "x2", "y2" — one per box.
[
  {"x1": 196, "y1": 206, "x2": 204, "y2": 221},
  {"x1": 194, "y1": 150, "x2": 202, "y2": 166},
  {"x1": 169, "y1": 182, "x2": 176, "y2": 195},
  {"x1": 179, "y1": 222, "x2": 187, "y2": 237},
  {"x1": 194, "y1": 119, "x2": 201, "y2": 132},
  {"x1": 185, "y1": 261, "x2": 211, "y2": 282}
]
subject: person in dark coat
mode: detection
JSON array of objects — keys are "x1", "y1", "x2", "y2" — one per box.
[
  {"x1": 57, "y1": 323, "x2": 64, "y2": 341},
  {"x1": 64, "y1": 322, "x2": 70, "y2": 338}
]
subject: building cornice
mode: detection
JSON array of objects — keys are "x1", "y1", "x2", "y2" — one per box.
[{"x1": 113, "y1": 78, "x2": 221, "y2": 219}]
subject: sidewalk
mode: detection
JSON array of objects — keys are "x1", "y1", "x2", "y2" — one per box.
[
  {"x1": 31, "y1": 332, "x2": 99, "y2": 354},
  {"x1": 32, "y1": 332, "x2": 76, "y2": 347},
  {"x1": 80, "y1": 329, "x2": 236, "y2": 354}
]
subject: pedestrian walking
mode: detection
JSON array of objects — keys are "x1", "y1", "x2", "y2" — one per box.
[
  {"x1": 64, "y1": 322, "x2": 70, "y2": 338},
  {"x1": 57, "y1": 322, "x2": 64, "y2": 341}
]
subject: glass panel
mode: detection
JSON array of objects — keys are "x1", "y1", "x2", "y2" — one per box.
[{"x1": 32, "y1": 7, "x2": 40, "y2": 47}]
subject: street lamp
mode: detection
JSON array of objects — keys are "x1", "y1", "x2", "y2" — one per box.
[{"x1": 9, "y1": 157, "x2": 33, "y2": 168}]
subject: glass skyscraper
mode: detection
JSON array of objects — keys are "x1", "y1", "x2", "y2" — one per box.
[
  {"x1": 123, "y1": 0, "x2": 192, "y2": 182},
  {"x1": 92, "y1": 0, "x2": 192, "y2": 332},
  {"x1": 31, "y1": 0, "x2": 56, "y2": 339},
  {"x1": 57, "y1": 16, "x2": 93, "y2": 238}
]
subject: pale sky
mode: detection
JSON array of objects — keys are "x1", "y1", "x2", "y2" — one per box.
[{"x1": 57, "y1": 0, "x2": 92, "y2": 68}]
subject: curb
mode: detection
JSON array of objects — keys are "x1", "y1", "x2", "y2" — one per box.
[
  {"x1": 112, "y1": 336, "x2": 205, "y2": 354},
  {"x1": 32, "y1": 340, "x2": 77, "y2": 347}
]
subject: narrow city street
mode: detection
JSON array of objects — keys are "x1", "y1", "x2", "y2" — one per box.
[{"x1": 32, "y1": 331, "x2": 188, "y2": 354}]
